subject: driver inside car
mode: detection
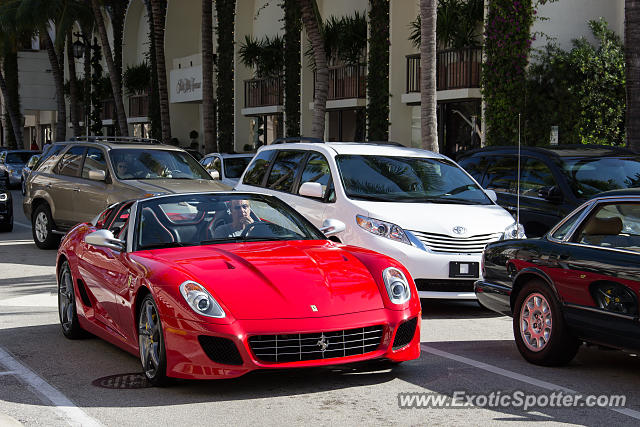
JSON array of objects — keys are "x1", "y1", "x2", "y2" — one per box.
[{"x1": 213, "y1": 199, "x2": 255, "y2": 238}]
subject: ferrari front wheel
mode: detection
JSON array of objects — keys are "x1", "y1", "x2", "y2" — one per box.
[{"x1": 138, "y1": 295, "x2": 169, "y2": 386}]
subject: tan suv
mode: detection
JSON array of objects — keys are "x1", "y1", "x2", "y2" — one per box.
[{"x1": 24, "y1": 137, "x2": 230, "y2": 249}]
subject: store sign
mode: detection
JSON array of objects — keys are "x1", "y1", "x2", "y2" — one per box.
[{"x1": 170, "y1": 65, "x2": 203, "y2": 103}]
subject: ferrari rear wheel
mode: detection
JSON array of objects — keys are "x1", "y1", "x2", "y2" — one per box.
[
  {"x1": 513, "y1": 280, "x2": 579, "y2": 366},
  {"x1": 58, "y1": 261, "x2": 84, "y2": 339},
  {"x1": 138, "y1": 295, "x2": 169, "y2": 386}
]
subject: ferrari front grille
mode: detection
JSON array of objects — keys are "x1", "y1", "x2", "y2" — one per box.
[
  {"x1": 248, "y1": 325, "x2": 384, "y2": 363},
  {"x1": 409, "y1": 230, "x2": 502, "y2": 254},
  {"x1": 392, "y1": 317, "x2": 417, "y2": 350}
]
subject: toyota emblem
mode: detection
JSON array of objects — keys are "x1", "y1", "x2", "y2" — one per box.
[{"x1": 452, "y1": 226, "x2": 466, "y2": 235}]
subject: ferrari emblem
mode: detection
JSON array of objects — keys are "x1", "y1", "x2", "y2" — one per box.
[
  {"x1": 310, "y1": 305, "x2": 318, "y2": 312},
  {"x1": 316, "y1": 335, "x2": 329, "y2": 351}
]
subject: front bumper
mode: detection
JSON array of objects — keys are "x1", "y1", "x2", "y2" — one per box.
[
  {"x1": 352, "y1": 231, "x2": 489, "y2": 300},
  {"x1": 7, "y1": 170, "x2": 21, "y2": 186},
  {"x1": 161, "y1": 308, "x2": 421, "y2": 380}
]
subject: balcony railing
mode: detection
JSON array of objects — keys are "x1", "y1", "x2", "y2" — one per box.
[
  {"x1": 406, "y1": 48, "x2": 482, "y2": 93},
  {"x1": 129, "y1": 94, "x2": 149, "y2": 118},
  {"x1": 315, "y1": 64, "x2": 367, "y2": 100},
  {"x1": 100, "y1": 99, "x2": 115, "y2": 121},
  {"x1": 244, "y1": 76, "x2": 283, "y2": 108}
]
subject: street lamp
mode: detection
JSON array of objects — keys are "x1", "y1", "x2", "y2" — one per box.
[
  {"x1": 72, "y1": 37, "x2": 85, "y2": 59},
  {"x1": 72, "y1": 33, "x2": 91, "y2": 136}
]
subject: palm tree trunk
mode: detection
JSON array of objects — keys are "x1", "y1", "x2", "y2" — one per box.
[
  {"x1": 0, "y1": 69, "x2": 24, "y2": 147},
  {"x1": 42, "y1": 31, "x2": 67, "y2": 142},
  {"x1": 626, "y1": 0, "x2": 640, "y2": 152},
  {"x1": 150, "y1": 0, "x2": 171, "y2": 144},
  {"x1": 202, "y1": 0, "x2": 217, "y2": 152},
  {"x1": 299, "y1": 0, "x2": 328, "y2": 139},
  {"x1": 91, "y1": 0, "x2": 129, "y2": 136},
  {"x1": 420, "y1": 0, "x2": 438, "y2": 152},
  {"x1": 284, "y1": 0, "x2": 301, "y2": 137},
  {"x1": 66, "y1": 31, "x2": 82, "y2": 137}
]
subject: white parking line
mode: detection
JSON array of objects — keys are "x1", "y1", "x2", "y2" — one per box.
[
  {"x1": 421, "y1": 344, "x2": 640, "y2": 421},
  {"x1": 0, "y1": 346, "x2": 103, "y2": 427},
  {"x1": 0, "y1": 370, "x2": 17, "y2": 376}
]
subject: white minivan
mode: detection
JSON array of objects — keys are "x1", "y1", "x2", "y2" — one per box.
[{"x1": 235, "y1": 141, "x2": 524, "y2": 299}]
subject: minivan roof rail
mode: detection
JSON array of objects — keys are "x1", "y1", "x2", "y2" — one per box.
[
  {"x1": 69, "y1": 136, "x2": 162, "y2": 144},
  {"x1": 271, "y1": 137, "x2": 325, "y2": 144}
]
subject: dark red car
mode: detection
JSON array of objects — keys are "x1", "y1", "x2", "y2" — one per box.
[
  {"x1": 476, "y1": 190, "x2": 640, "y2": 366},
  {"x1": 57, "y1": 192, "x2": 421, "y2": 385}
]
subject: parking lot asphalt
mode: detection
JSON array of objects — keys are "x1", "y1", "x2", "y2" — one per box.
[{"x1": 1, "y1": 189, "x2": 639, "y2": 426}]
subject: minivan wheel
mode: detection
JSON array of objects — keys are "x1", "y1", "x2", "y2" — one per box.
[{"x1": 32, "y1": 204, "x2": 60, "y2": 249}]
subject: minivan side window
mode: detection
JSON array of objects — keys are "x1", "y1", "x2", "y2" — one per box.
[
  {"x1": 36, "y1": 144, "x2": 68, "y2": 172},
  {"x1": 520, "y1": 158, "x2": 556, "y2": 198},
  {"x1": 242, "y1": 151, "x2": 275, "y2": 186},
  {"x1": 54, "y1": 146, "x2": 86, "y2": 177},
  {"x1": 299, "y1": 153, "x2": 334, "y2": 202},
  {"x1": 266, "y1": 150, "x2": 307, "y2": 192},
  {"x1": 484, "y1": 156, "x2": 517, "y2": 194}
]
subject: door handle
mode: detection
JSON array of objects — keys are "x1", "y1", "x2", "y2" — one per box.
[
  {"x1": 74, "y1": 187, "x2": 80, "y2": 192},
  {"x1": 45, "y1": 183, "x2": 52, "y2": 188},
  {"x1": 506, "y1": 206, "x2": 517, "y2": 211}
]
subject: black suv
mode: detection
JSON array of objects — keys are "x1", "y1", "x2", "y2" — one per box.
[{"x1": 457, "y1": 145, "x2": 640, "y2": 237}]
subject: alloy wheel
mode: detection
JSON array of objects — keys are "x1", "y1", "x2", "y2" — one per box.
[
  {"x1": 519, "y1": 292, "x2": 552, "y2": 352},
  {"x1": 35, "y1": 211, "x2": 48, "y2": 242},
  {"x1": 139, "y1": 299, "x2": 162, "y2": 379},
  {"x1": 58, "y1": 267, "x2": 75, "y2": 333}
]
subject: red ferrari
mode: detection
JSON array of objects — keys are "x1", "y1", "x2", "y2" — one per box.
[{"x1": 57, "y1": 192, "x2": 421, "y2": 385}]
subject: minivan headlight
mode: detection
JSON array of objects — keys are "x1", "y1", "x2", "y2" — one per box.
[
  {"x1": 356, "y1": 215, "x2": 410, "y2": 245},
  {"x1": 502, "y1": 222, "x2": 526, "y2": 240},
  {"x1": 382, "y1": 267, "x2": 411, "y2": 304},
  {"x1": 179, "y1": 281, "x2": 225, "y2": 318}
]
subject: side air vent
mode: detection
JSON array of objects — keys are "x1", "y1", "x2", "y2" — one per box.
[
  {"x1": 392, "y1": 317, "x2": 417, "y2": 350},
  {"x1": 76, "y1": 279, "x2": 92, "y2": 307},
  {"x1": 198, "y1": 336, "x2": 243, "y2": 366}
]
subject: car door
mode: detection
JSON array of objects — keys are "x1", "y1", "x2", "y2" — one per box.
[
  {"x1": 50, "y1": 145, "x2": 87, "y2": 228},
  {"x1": 74, "y1": 147, "x2": 116, "y2": 222},
  {"x1": 291, "y1": 152, "x2": 336, "y2": 227},
  {"x1": 543, "y1": 200, "x2": 640, "y2": 348},
  {"x1": 78, "y1": 203, "x2": 133, "y2": 340}
]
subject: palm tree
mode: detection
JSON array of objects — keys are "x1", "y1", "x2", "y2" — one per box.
[
  {"x1": 626, "y1": 0, "x2": 640, "y2": 152},
  {"x1": 283, "y1": 0, "x2": 301, "y2": 137},
  {"x1": 216, "y1": 0, "x2": 235, "y2": 153},
  {"x1": 0, "y1": 61, "x2": 23, "y2": 147},
  {"x1": 150, "y1": 0, "x2": 171, "y2": 144},
  {"x1": 202, "y1": 0, "x2": 216, "y2": 152},
  {"x1": 104, "y1": 0, "x2": 127, "y2": 134},
  {"x1": 420, "y1": 0, "x2": 438, "y2": 152},
  {"x1": 299, "y1": 0, "x2": 327, "y2": 139},
  {"x1": 66, "y1": 29, "x2": 82, "y2": 136},
  {"x1": 0, "y1": 2, "x2": 24, "y2": 147},
  {"x1": 90, "y1": 0, "x2": 128, "y2": 136}
]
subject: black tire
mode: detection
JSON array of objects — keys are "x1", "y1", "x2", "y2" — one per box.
[
  {"x1": 139, "y1": 295, "x2": 170, "y2": 386},
  {"x1": 0, "y1": 218, "x2": 12, "y2": 233},
  {"x1": 513, "y1": 280, "x2": 580, "y2": 366},
  {"x1": 58, "y1": 261, "x2": 85, "y2": 339},
  {"x1": 32, "y1": 204, "x2": 60, "y2": 249}
]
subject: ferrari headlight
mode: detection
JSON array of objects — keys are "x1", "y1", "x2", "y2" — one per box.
[
  {"x1": 179, "y1": 280, "x2": 225, "y2": 318},
  {"x1": 382, "y1": 267, "x2": 411, "y2": 304},
  {"x1": 0, "y1": 193, "x2": 7, "y2": 202},
  {"x1": 356, "y1": 215, "x2": 410, "y2": 245},
  {"x1": 502, "y1": 222, "x2": 526, "y2": 240}
]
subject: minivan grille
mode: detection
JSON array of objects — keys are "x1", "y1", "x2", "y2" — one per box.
[
  {"x1": 248, "y1": 325, "x2": 384, "y2": 363},
  {"x1": 409, "y1": 230, "x2": 502, "y2": 254}
]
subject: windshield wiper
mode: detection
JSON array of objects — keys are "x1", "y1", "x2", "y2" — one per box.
[{"x1": 347, "y1": 194, "x2": 398, "y2": 202}]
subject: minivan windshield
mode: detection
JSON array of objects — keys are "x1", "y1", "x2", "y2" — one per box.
[
  {"x1": 336, "y1": 155, "x2": 492, "y2": 205},
  {"x1": 6, "y1": 152, "x2": 36, "y2": 164},
  {"x1": 110, "y1": 149, "x2": 211, "y2": 180},
  {"x1": 561, "y1": 157, "x2": 640, "y2": 199}
]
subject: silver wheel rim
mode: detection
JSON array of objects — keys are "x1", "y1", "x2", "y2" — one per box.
[
  {"x1": 139, "y1": 300, "x2": 161, "y2": 378},
  {"x1": 520, "y1": 292, "x2": 553, "y2": 352},
  {"x1": 35, "y1": 211, "x2": 48, "y2": 242},
  {"x1": 58, "y1": 268, "x2": 74, "y2": 331}
]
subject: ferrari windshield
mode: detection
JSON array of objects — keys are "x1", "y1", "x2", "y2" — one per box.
[
  {"x1": 110, "y1": 149, "x2": 211, "y2": 180},
  {"x1": 134, "y1": 193, "x2": 325, "y2": 250},
  {"x1": 336, "y1": 155, "x2": 492, "y2": 205}
]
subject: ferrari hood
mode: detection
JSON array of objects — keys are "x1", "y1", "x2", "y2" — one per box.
[{"x1": 145, "y1": 241, "x2": 385, "y2": 319}]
